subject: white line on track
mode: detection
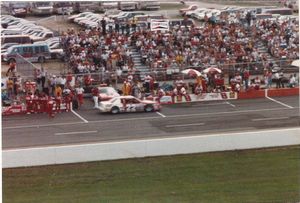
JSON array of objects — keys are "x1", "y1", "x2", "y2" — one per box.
[
  {"x1": 265, "y1": 96, "x2": 293, "y2": 109},
  {"x1": 265, "y1": 89, "x2": 293, "y2": 109},
  {"x1": 156, "y1": 112, "x2": 166, "y2": 118},
  {"x1": 70, "y1": 102, "x2": 89, "y2": 123},
  {"x1": 5, "y1": 127, "x2": 300, "y2": 151},
  {"x1": 166, "y1": 123, "x2": 205, "y2": 128},
  {"x1": 251, "y1": 117, "x2": 289, "y2": 122},
  {"x1": 3, "y1": 107, "x2": 296, "y2": 130},
  {"x1": 88, "y1": 116, "x2": 161, "y2": 123},
  {"x1": 226, "y1": 101, "x2": 236, "y2": 107},
  {"x1": 55, "y1": 131, "x2": 97, "y2": 136},
  {"x1": 166, "y1": 107, "x2": 294, "y2": 119},
  {"x1": 71, "y1": 109, "x2": 89, "y2": 123}
]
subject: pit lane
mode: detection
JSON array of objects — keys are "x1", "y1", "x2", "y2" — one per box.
[{"x1": 2, "y1": 96, "x2": 300, "y2": 149}]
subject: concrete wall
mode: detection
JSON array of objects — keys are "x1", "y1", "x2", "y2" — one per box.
[{"x1": 3, "y1": 127, "x2": 300, "y2": 168}]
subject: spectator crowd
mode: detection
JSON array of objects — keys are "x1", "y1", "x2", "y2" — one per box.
[{"x1": 2, "y1": 9, "x2": 299, "y2": 113}]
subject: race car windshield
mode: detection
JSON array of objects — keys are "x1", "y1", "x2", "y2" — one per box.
[{"x1": 12, "y1": 3, "x2": 27, "y2": 8}]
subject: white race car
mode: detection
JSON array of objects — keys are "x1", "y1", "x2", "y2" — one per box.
[{"x1": 99, "y1": 95, "x2": 161, "y2": 114}]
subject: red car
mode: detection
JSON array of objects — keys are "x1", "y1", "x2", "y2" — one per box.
[{"x1": 179, "y1": 5, "x2": 198, "y2": 16}]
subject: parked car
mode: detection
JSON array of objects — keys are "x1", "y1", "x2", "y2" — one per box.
[
  {"x1": 1, "y1": 43, "x2": 18, "y2": 59},
  {"x1": 190, "y1": 8, "x2": 211, "y2": 19},
  {"x1": 99, "y1": 95, "x2": 161, "y2": 114},
  {"x1": 179, "y1": 4, "x2": 198, "y2": 16},
  {"x1": 262, "y1": 7, "x2": 293, "y2": 15},
  {"x1": 195, "y1": 9, "x2": 221, "y2": 21},
  {"x1": 3, "y1": 43, "x2": 51, "y2": 63},
  {"x1": 1, "y1": 29, "x2": 23, "y2": 36},
  {"x1": 115, "y1": 11, "x2": 145, "y2": 22},
  {"x1": 78, "y1": 14, "x2": 102, "y2": 26},
  {"x1": 30, "y1": 30, "x2": 54, "y2": 42},
  {"x1": 53, "y1": 2, "x2": 74, "y2": 15},
  {"x1": 74, "y1": 13, "x2": 96, "y2": 23},
  {"x1": 9, "y1": 2, "x2": 29, "y2": 17},
  {"x1": 68, "y1": 12, "x2": 92, "y2": 22},
  {"x1": 30, "y1": 2, "x2": 53, "y2": 15}
]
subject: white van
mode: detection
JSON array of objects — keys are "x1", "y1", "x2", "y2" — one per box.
[
  {"x1": 30, "y1": 2, "x2": 53, "y2": 15},
  {"x1": 3, "y1": 43, "x2": 51, "y2": 63}
]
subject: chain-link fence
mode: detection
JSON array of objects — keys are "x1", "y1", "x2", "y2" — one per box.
[{"x1": 15, "y1": 53, "x2": 40, "y2": 80}]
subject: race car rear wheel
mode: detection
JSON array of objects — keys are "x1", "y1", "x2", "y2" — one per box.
[
  {"x1": 111, "y1": 106, "x2": 120, "y2": 114},
  {"x1": 144, "y1": 105, "x2": 154, "y2": 112}
]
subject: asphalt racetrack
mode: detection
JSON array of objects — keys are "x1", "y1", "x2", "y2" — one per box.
[{"x1": 3, "y1": 96, "x2": 300, "y2": 149}]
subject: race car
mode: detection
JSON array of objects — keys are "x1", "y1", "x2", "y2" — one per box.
[
  {"x1": 99, "y1": 95, "x2": 161, "y2": 114},
  {"x1": 98, "y1": 86, "x2": 120, "y2": 101}
]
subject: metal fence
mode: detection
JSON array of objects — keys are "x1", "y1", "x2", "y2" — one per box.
[
  {"x1": 15, "y1": 53, "x2": 40, "y2": 79},
  {"x1": 14, "y1": 52, "x2": 299, "y2": 86}
]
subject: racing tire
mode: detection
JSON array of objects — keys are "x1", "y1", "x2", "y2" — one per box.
[
  {"x1": 144, "y1": 105, "x2": 154, "y2": 112},
  {"x1": 111, "y1": 106, "x2": 120, "y2": 114},
  {"x1": 38, "y1": 56, "x2": 45, "y2": 63}
]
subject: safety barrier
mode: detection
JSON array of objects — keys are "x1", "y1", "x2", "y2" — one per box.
[
  {"x1": 238, "y1": 87, "x2": 299, "y2": 99},
  {"x1": 3, "y1": 127, "x2": 300, "y2": 168}
]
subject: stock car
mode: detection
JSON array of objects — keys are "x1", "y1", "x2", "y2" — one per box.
[{"x1": 98, "y1": 95, "x2": 161, "y2": 114}]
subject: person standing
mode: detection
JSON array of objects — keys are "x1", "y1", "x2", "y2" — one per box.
[
  {"x1": 126, "y1": 23, "x2": 130, "y2": 36},
  {"x1": 243, "y1": 69, "x2": 250, "y2": 90},
  {"x1": 279, "y1": 71, "x2": 285, "y2": 88},
  {"x1": 132, "y1": 17, "x2": 137, "y2": 32},
  {"x1": 75, "y1": 86, "x2": 84, "y2": 109},
  {"x1": 121, "y1": 22, "x2": 125, "y2": 35},
  {"x1": 274, "y1": 72, "x2": 280, "y2": 88},
  {"x1": 92, "y1": 86, "x2": 99, "y2": 108},
  {"x1": 55, "y1": 90, "x2": 62, "y2": 113},
  {"x1": 6, "y1": 61, "x2": 16, "y2": 77},
  {"x1": 115, "y1": 19, "x2": 120, "y2": 33},
  {"x1": 41, "y1": 67, "x2": 47, "y2": 89},
  {"x1": 101, "y1": 18, "x2": 106, "y2": 35},
  {"x1": 267, "y1": 71, "x2": 273, "y2": 89}
]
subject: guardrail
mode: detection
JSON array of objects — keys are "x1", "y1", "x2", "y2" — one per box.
[{"x1": 3, "y1": 127, "x2": 300, "y2": 168}]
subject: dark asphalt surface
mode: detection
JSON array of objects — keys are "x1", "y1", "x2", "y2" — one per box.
[{"x1": 2, "y1": 96, "x2": 300, "y2": 149}]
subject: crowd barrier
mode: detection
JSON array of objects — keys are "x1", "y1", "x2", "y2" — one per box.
[
  {"x1": 159, "y1": 92, "x2": 238, "y2": 104},
  {"x1": 3, "y1": 127, "x2": 300, "y2": 168},
  {"x1": 238, "y1": 87, "x2": 299, "y2": 99}
]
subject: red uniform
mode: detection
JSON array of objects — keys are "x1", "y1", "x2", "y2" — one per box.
[
  {"x1": 64, "y1": 92, "x2": 73, "y2": 112},
  {"x1": 47, "y1": 99, "x2": 54, "y2": 118},
  {"x1": 25, "y1": 95, "x2": 33, "y2": 114}
]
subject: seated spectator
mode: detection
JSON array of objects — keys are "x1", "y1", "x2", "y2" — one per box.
[
  {"x1": 288, "y1": 74, "x2": 296, "y2": 88},
  {"x1": 254, "y1": 76, "x2": 261, "y2": 90}
]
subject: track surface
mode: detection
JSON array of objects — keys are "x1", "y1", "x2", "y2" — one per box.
[{"x1": 2, "y1": 96, "x2": 300, "y2": 149}]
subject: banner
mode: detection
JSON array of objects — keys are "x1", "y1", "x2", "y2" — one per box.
[
  {"x1": 190, "y1": 92, "x2": 237, "y2": 102},
  {"x1": 150, "y1": 19, "x2": 169, "y2": 31},
  {"x1": 160, "y1": 92, "x2": 237, "y2": 104}
]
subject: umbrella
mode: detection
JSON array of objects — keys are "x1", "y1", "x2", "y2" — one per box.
[
  {"x1": 291, "y1": 59, "x2": 300, "y2": 67},
  {"x1": 181, "y1": 69, "x2": 202, "y2": 77},
  {"x1": 203, "y1": 67, "x2": 222, "y2": 74}
]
